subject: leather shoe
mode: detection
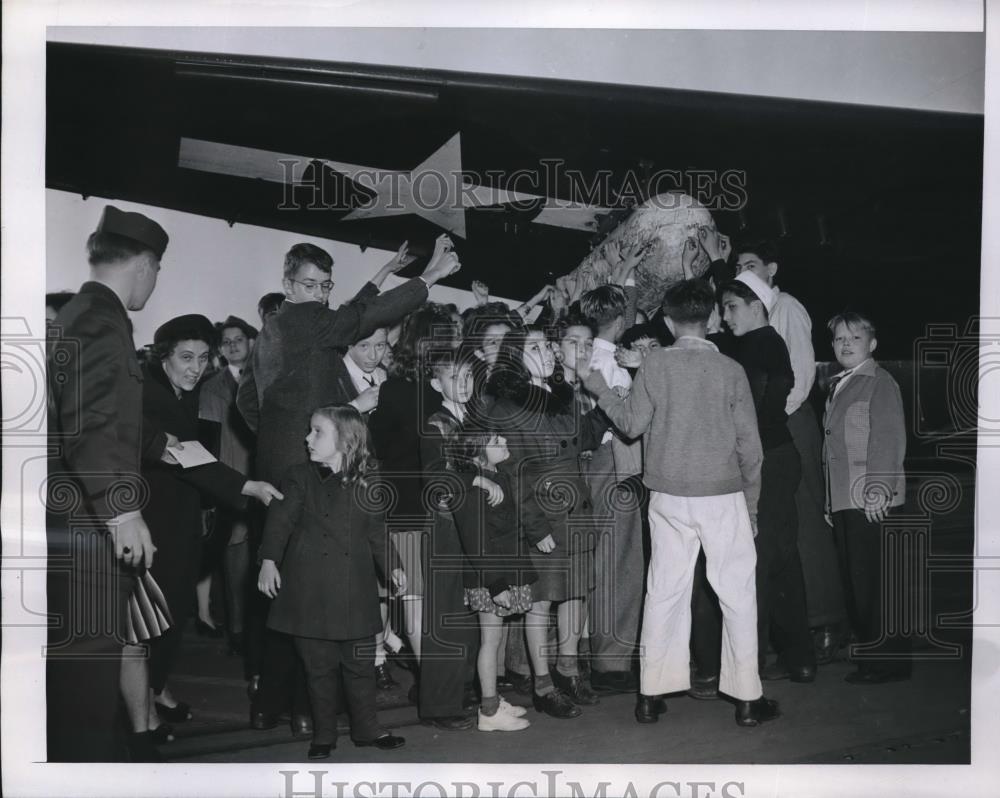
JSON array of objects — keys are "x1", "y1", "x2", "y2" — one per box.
[
  {"x1": 589, "y1": 669, "x2": 637, "y2": 694},
  {"x1": 635, "y1": 694, "x2": 667, "y2": 724},
  {"x1": 308, "y1": 743, "x2": 334, "y2": 759},
  {"x1": 734, "y1": 696, "x2": 781, "y2": 727},
  {"x1": 246, "y1": 675, "x2": 261, "y2": 701},
  {"x1": 149, "y1": 723, "x2": 174, "y2": 744},
  {"x1": 844, "y1": 669, "x2": 911, "y2": 685},
  {"x1": 551, "y1": 670, "x2": 600, "y2": 706},
  {"x1": 354, "y1": 733, "x2": 406, "y2": 750},
  {"x1": 532, "y1": 689, "x2": 582, "y2": 719},
  {"x1": 375, "y1": 664, "x2": 398, "y2": 690},
  {"x1": 154, "y1": 700, "x2": 192, "y2": 723},
  {"x1": 250, "y1": 709, "x2": 278, "y2": 730},
  {"x1": 760, "y1": 661, "x2": 816, "y2": 683},
  {"x1": 290, "y1": 714, "x2": 314, "y2": 737},
  {"x1": 687, "y1": 674, "x2": 719, "y2": 701},
  {"x1": 421, "y1": 715, "x2": 475, "y2": 731}
]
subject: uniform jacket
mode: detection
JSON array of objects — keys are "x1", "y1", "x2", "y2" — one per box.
[
  {"x1": 47, "y1": 282, "x2": 146, "y2": 524},
  {"x1": 260, "y1": 462, "x2": 400, "y2": 640},
  {"x1": 237, "y1": 278, "x2": 426, "y2": 485},
  {"x1": 822, "y1": 358, "x2": 907, "y2": 513}
]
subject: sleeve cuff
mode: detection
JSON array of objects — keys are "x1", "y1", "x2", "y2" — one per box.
[{"x1": 110, "y1": 510, "x2": 143, "y2": 525}]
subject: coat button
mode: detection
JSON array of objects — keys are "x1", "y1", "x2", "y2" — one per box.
[
  {"x1": 560, "y1": 440, "x2": 567, "y2": 448},
  {"x1": 825, "y1": 429, "x2": 831, "y2": 435}
]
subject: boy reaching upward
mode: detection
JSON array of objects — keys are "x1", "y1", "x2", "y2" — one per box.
[{"x1": 578, "y1": 279, "x2": 778, "y2": 727}]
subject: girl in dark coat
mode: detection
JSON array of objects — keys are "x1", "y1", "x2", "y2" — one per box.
[
  {"x1": 450, "y1": 424, "x2": 537, "y2": 732},
  {"x1": 138, "y1": 315, "x2": 282, "y2": 726},
  {"x1": 257, "y1": 404, "x2": 406, "y2": 759},
  {"x1": 485, "y1": 326, "x2": 608, "y2": 720}
]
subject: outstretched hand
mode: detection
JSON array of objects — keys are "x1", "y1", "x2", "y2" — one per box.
[
  {"x1": 242, "y1": 480, "x2": 284, "y2": 506},
  {"x1": 420, "y1": 234, "x2": 462, "y2": 285}
]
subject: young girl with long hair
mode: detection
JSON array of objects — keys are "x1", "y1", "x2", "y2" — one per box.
[
  {"x1": 450, "y1": 423, "x2": 537, "y2": 731},
  {"x1": 484, "y1": 326, "x2": 608, "y2": 719},
  {"x1": 257, "y1": 404, "x2": 407, "y2": 758}
]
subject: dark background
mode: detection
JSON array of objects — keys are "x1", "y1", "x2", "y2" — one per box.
[{"x1": 47, "y1": 42, "x2": 984, "y2": 364}]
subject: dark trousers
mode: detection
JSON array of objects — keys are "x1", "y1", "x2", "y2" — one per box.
[
  {"x1": 419, "y1": 512, "x2": 479, "y2": 719},
  {"x1": 295, "y1": 636, "x2": 382, "y2": 745},
  {"x1": 244, "y1": 504, "x2": 268, "y2": 677},
  {"x1": 46, "y1": 526, "x2": 128, "y2": 761},
  {"x1": 755, "y1": 442, "x2": 815, "y2": 669},
  {"x1": 147, "y1": 528, "x2": 200, "y2": 694},
  {"x1": 583, "y1": 442, "x2": 644, "y2": 673},
  {"x1": 832, "y1": 509, "x2": 912, "y2": 675},
  {"x1": 787, "y1": 403, "x2": 846, "y2": 628},
  {"x1": 246, "y1": 505, "x2": 313, "y2": 717}
]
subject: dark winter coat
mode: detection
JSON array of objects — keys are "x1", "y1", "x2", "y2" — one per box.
[
  {"x1": 259, "y1": 462, "x2": 400, "y2": 640},
  {"x1": 140, "y1": 361, "x2": 248, "y2": 620}
]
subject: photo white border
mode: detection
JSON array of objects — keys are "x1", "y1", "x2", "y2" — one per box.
[{"x1": 3, "y1": 1, "x2": 996, "y2": 796}]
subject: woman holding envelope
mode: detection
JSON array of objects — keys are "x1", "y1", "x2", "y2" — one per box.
[{"x1": 130, "y1": 314, "x2": 281, "y2": 743}]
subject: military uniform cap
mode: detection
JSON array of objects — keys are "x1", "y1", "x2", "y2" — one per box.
[{"x1": 95, "y1": 205, "x2": 169, "y2": 259}]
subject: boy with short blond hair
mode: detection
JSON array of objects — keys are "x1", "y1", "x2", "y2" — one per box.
[{"x1": 823, "y1": 311, "x2": 909, "y2": 683}]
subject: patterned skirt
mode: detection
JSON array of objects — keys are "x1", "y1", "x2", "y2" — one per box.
[
  {"x1": 465, "y1": 584, "x2": 534, "y2": 617},
  {"x1": 125, "y1": 570, "x2": 173, "y2": 645}
]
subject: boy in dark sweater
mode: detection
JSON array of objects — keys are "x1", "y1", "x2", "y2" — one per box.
[{"x1": 579, "y1": 279, "x2": 779, "y2": 727}]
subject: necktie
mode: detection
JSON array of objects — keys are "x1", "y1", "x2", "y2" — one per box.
[
  {"x1": 364, "y1": 375, "x2": 376, "y2": 388},
  {"x1": 827, "y1": 370, "x2": 851, "y2": 405}
]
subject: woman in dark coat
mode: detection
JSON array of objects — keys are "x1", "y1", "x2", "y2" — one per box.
[
  {"x1": 485, "y1": 326, "x2": 608, "y2": 719},
  {"x1": 139, "y1": 314, "x2": 282, "y2": 722}
]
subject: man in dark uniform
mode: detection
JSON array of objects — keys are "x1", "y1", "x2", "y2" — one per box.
[{"x1": 47, "y1": 205, "x2": 168, "y2": 761}]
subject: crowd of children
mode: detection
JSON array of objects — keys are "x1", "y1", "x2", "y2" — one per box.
[{"x1": 100, "y1": 227, "x2": 909, "y2": 760}]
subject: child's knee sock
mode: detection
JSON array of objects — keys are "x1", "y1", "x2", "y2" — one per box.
[
  {"x1": 480, "y1": 695, "x2": 501, "y2": 716},
  {"x1": 534, "y1": 673, "x2": 554, "y2": 697},
  {"x1": 556, "y1": 653, "x2": 579, "y2": 678}
]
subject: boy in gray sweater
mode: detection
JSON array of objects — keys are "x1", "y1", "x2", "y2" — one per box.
[{"x1": 579, "y1": 279, "x2": 779, "y2": 727}]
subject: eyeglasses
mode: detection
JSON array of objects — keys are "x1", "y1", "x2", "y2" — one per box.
[{"x1": 290, "y1": 279, "x2": 334, "y2": 293}]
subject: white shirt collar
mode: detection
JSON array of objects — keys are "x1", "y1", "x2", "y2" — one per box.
[
  {"x1": 442, "y1": 399, "x2": 466, "y2": 422},
  {"x1": 592, "y1": 337, "x2": 617, "y2": 353},
  {"x1": 227, "y1": 364, "x2": 243, "y2": 381},
  {"x1": 343, "y1": 354, "x2": 384, "y2": 391}
]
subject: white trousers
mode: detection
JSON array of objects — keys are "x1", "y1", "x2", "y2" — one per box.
[{"x1": 640, "y1": 491, "x2": 762, "y2": 701}]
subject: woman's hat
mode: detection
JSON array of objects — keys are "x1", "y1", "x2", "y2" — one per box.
[
  {"x1": 153, "y1": 314, "x2": 216, "y2": 346},
  {"x1": 734, "y1": 271, "x2": 776, "y2": 313}
]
